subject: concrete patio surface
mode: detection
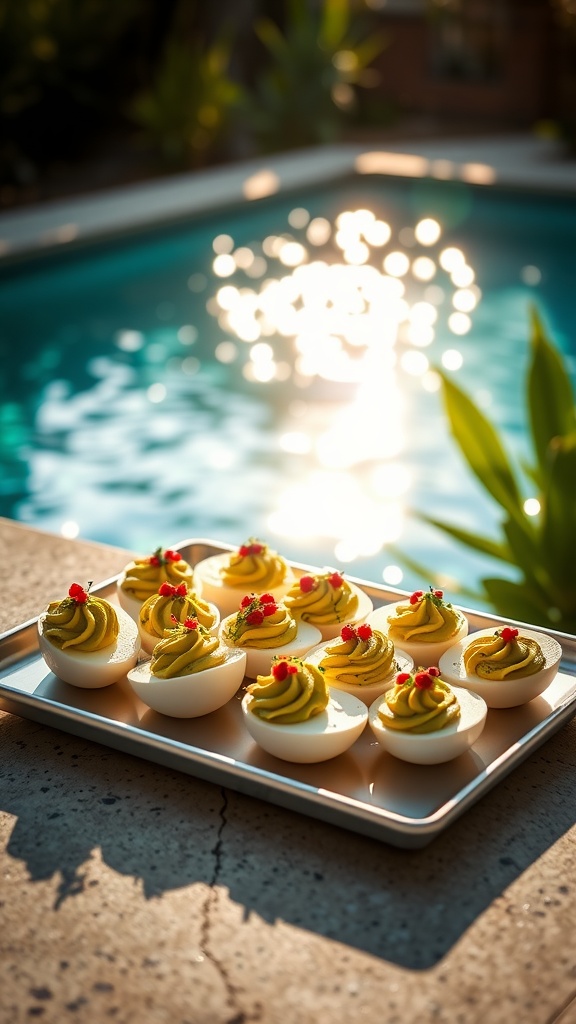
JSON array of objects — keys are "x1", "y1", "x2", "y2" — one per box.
[{"x1": 1, "y1": 518, "x2": 576, "y2": 1024}]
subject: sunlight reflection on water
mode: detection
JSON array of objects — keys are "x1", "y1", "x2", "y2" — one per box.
[{"x1": 1, "y1": 177, "x2": 574, "y2": 608}]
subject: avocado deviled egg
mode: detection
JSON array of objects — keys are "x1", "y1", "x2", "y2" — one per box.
[
  {"x1": 38, "y1": 581, "x2": 139, "y2": 688},
  {"x1": 368, "y1": 665, "x2": 487, "y2": 765},
  {"x1": 127, "y1": 615, "x2": 246, "y2": 718},
  {"x1": 242, "y1": 655, "x2": 368, "y2": 763},
  {"x1": 438, "y1": 624, "x2": 562, "y2": 708}
]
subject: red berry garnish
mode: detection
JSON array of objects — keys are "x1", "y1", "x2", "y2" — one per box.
[
  {"x1": 149, "y1": 556, "x2": 160, "y2": 567},
  {"x1": 260, "y1": 593, "x2": 275, "y2": 604},
  {"x1": 164, "y1": 549, "x2": 182, "y2": 562},
  {"x1": 183, "y1": 618, "x2": 198, "y2": 630},
  {"x1": 69, "y1": 583, "x2": 88, "y2": 604},
  {"x1": 158, "y1": 582, "x2": 176, "y2": 597},
  {"x1": 500, "y1": 627, "x2": 519, "y2": 643},
  {"x1": 433, "y1": 589, "x2": 444, "y2": 599},
  {"x1": 175, "y1": 583, "x2": 188, "y2": 597},
  {"x1": 341, "y1": 625, "x2": 356, "y2": 641},
  {"x1": 299, "y1": 575, "x2": 316, "y2": 593},
  {"x1": 409, "y1": 590, "x2": 423, "y2": 605},
  {"x1": 328, "y1": 572, "x2": 344, "y2": 588},
  {"x1": 356, "y1": 624, "x2": 372, "y2": 641},
  {"x1": 396, "y1": 672, "x2": 412, "y2": 686},
  {"x1": 273, "y1": 660, "x2": 288, "y2": 681},
  {"x1": 262, "y1": 603, "x2": 277, "y2": 618},
  {"x1": 240, "y1": 594, "x2": 254, "y2": 608},
  {"x1": 415, "y1": 671, "x2": 434, "y2": 689},
  {"x1": 246, "y1": 610, "x2": 264, "y2": 626},
  {"x1": 238, "y1": 541, "x2": 264, "y2": 556}
]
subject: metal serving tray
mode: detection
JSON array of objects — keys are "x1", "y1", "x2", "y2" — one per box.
[{"x1": 1, "y1": 538, "x2": 576, "y2": 849}]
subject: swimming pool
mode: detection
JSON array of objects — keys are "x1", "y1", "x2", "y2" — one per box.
[{"x1": 1, "y1": 146, "x2": 575, "y2": 609}]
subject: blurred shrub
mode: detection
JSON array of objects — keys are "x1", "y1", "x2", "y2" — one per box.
[
  {"x1": 128, "y1": 35, "x2": 246, "y2": 169},
  {"x1": 0, "y1": 0, "x2": 148, "y2": 185},
  {"x1": 391, "y1": 309, "x2": 576, "y2": 634},
  {"x1": 244, "y1": 0, "x2": 388, "y2": 151}
]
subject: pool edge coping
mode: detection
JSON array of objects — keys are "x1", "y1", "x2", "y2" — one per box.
[{"x1": 0, "y1": 134, "x2": 574, "y2": 262}]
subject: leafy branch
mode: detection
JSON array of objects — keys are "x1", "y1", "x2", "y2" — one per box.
[{"x1": 394, "y1": 307, "x2": 576, "y2": 634}]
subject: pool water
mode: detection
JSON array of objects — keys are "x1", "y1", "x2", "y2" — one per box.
[{"x1": 1, "y1": 174, "x2": 575, "y2": 608}]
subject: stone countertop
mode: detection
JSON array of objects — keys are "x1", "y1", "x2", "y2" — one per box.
[{"x1": 1, "y1": 518, "x2": 576, "y2": 1024}]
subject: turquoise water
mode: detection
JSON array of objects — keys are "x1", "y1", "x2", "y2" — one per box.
[{"x1": 0, "y1": 174, "x2": 575, "y2": 605}]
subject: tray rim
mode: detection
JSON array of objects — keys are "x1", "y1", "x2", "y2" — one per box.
[{"x1": 2, "y1": 536, "x2": 576, "y2": 849}]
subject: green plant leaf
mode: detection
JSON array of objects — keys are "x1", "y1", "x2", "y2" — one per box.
[
  {"x1": 415, "y1": 513, "x2": 512, "y2": 564},
  {"x1": 480, "y1": 577, "x2": 554, "y2": 629},
  {"x1": 527, "y1": 306, "x2": 576, "y2": 482},
  {"x1": 437, "y1": 369, "x2": 526, "y2": 524},
  {"x1": 319, "y1": 0, "x2": 350, "y2": 50},
  {"x1": 539, "y1": 431, "x2": 576, "y2": 607}
]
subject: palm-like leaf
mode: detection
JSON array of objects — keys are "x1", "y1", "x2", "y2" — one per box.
[{"x1": 391, "y1": 309, "x2": 576, "y2": 633}]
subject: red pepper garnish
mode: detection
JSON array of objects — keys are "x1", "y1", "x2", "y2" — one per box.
[
  {"x1": 499, "y1": 627, "x2": 519, "y2": 643},
  {"x1": 299, "y1": 575, "x2": 316, "y2": 593},
  {"x1": 238, "y1": 541, "x2": 264, "y2": 557},
  {"x1": 68, "y1": 582, "x2": 89, "y2": 604},
  {"x1": 158, "y1": 582, "x2": 176, "y2": 597},
  {"x1": 415, "y1": 670, "x2": 435, "y2": 689},
  {"x1": 272, "y1": 658, "x2": 298, "y2": 680},
  {"x1": 356, "y1": 624, "x2": 373, "y2": 641}
]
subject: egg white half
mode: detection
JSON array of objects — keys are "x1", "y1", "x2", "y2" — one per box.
[
  {"x1": 193, "y1": 553, "x2": 295, "y2": 618},
  {"x1": 126, "y1": 647, "x2": 246, "y2": 718},
  {"x1": 219, "y1": 616, "x2": 322, "y2": 678},
  {"x1": 368, "y1": 684, "x2": 487, "y2": 765},
  {"x1": 291, "y1": 584, "x2": 375, "y2": 642},
  {"x1": 305, "y1": 642, "x2": 414, "y2": 706},
  {"x1": 367, "y1": 600, "x2": 468, "y2": 666},
  {"x1": 38, "y1": 605, "x2": 140, "y2": 689},
  {"x1": 438, "y1": 627, "x2": 563, "y2": 708},
  {"x1": 116, "y1": 580, "x2": 146, "y2": 622},
  {"x1": 241, "y1": 687, "x2": 368, "y2": 763}
]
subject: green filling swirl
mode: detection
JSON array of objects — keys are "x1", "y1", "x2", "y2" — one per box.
[
  {"x1": 43, "y1": 596, "x2": 119, "y2": 652},
  {"x1": 284, "y1": 575, "x2": 358, "y2": 626},
  {"x1": 379, "y1": 675, "x2": 460, "y2": 734},
  {"x1": 464, "y1": 632, "x2": 544, "y2": 680},
  {"x1": 319, "y1": 629, "x2": 396, "y2": 686},
  {"x1": 247, "y1": 659, "x2": 329, "y2": 723},
  {"x1": 150, "y1": 624, "x2": 226, "y2": 678}
]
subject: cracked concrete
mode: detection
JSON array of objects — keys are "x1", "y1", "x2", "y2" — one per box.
[{"x1": 1, "y1": 519, "x2": 576, "y2": 1023}]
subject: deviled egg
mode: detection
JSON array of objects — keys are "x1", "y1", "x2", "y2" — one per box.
[
  {"x1": 283, "y1": 570, "x2": 373, "y2": 642},
  {"x1": 117, "y1": 546, "x2": 194, "y2": 621},
  {"x1": 139, "y1": 582, "x2": 219, "y2": 655},
  {"x1": 368, "y1": 665, "x2": 487, "y2": 765},
  {"x1": 368, "y1": 586, "x2": 468, "y2": 665},
  {"x1": 38, "y1": 582, "x2": 140, "y2": 688},
  {"x1": 305, "y1": 623, "x2": 414, "y2": 706},
  {"x1": 438, "y1": 624, "x2": 563, "y2": 708},
  {"x1": 127, "y1": 616, "x2": 246, "y2": 718},
  {"x1": 194, "y1": 538, "x2": 295, "y2": 618},
  {"x1": 241, "y1": 655, "x2": 368, "y2": 763},
  {"x1": 219, "y1": 592, "x2": 321, "y2": 678}
]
